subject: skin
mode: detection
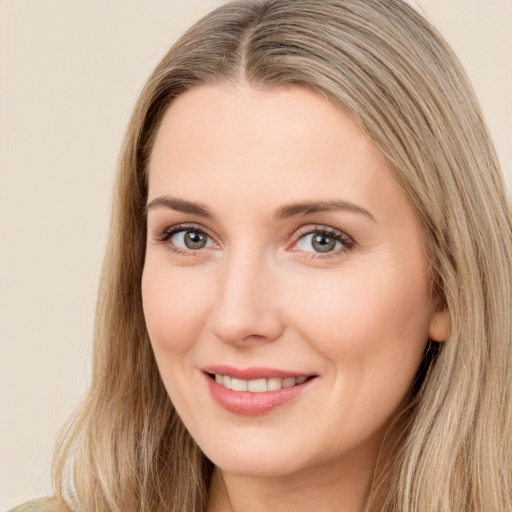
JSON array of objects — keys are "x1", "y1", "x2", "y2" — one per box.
[{"x1": 142, "y1": 84, "x2": 450, "y2": 512}]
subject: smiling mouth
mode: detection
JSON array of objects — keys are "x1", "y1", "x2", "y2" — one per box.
[
  {"x1": 207, "y1": 373, "x2": 315, "y2": 392},
  {"x1": 204, "y1": 370, "x2": 318, "y2": 415}
]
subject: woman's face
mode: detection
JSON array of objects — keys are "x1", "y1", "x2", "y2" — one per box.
[{"x1": 142, "y1": 84, "x2": 449, "y2": 478}]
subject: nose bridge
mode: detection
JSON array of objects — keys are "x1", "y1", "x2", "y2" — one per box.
[{"x1": 209, "y1": 246, "x2": 283, "y2": 345}]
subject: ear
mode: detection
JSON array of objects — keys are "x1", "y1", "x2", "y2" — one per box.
[{"x1": 428, "y1": 305, "x2": 451, "y2": 342}]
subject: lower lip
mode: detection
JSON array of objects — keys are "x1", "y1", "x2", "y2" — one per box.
[{"x1": 205, "y1": 374, "x2": 315, "y2": 416}]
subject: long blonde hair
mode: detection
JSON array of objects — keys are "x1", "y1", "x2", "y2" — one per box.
[{"x1": 52, "y1": 1, "x2": 512, "y2": 510}]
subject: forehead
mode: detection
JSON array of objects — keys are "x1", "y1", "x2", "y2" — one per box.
[
  {"x1": 150, "y1": 83, "x2": 378, "y2": 158},
  {"x1": 147, "y1": 83, "x2": 409, "y2": 221}
]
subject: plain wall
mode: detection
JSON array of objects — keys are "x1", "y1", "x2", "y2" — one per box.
[{"x1": 0, "y1": 1, "x2": 510, "y2": 509}]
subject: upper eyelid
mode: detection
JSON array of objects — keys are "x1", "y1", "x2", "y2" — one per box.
[
  {"x1": 291, "y1": 225, "x2": 354, "y2": 242},
  {"x1": 294, "y1": 225, "x2": 345, "y2": 236},
  {"x1": 154, "y1": 223, "x2": 216, "y2": 244}
]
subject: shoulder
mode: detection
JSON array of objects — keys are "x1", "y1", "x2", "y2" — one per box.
[{"x1": 7, "y1": 498, "x2": 54, "y2": 512}]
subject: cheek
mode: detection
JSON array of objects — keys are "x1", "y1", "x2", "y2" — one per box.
[
  {"x1": 284, "y1": 260, "x2": 433, "y2": 386},
  {"x1": 141, "y1": 261, "x2": 211, "y2": 355},
  {"x1": 284, "y1": 266, "x2": 432, "y2": 440},
  {"x1": 293, "y1": 271, "x2": 429, "y2": 337}
]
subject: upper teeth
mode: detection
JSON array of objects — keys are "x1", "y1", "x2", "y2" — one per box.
[{"x1": 214, "y1": 374, "x2": 308, "y2": 392}]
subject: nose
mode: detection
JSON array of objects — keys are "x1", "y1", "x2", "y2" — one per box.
[{"x1": 209, "y1": 251, "x2": 285, "y2": 345}]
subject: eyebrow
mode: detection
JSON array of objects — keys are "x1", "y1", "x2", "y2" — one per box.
[
  {"x1": 145, "y1": 195, "x2": 376, "y2": 223},
  {"x1": 145, "y1": 196, "x2": 213, "y2": 218},
  {"x1": 274, "y1": 199, "x2": 376, "y2": 223}
]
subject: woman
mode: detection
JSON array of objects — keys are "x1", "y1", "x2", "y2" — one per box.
[{"x1": 13, "y1": 0, "x2": 512, "y2": 511}]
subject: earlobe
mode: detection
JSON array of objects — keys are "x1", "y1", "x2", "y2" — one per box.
[{"x1": 428, "y1": 307, "x2": 451, "y2": 342}]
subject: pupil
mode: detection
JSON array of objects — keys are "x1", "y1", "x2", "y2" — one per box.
[
  {"x1": 312, "y1": 234, "x2": 336, "y2": 253},
  {"x1": 185, "y1": 231, "x2": 206, "y2": 249}
]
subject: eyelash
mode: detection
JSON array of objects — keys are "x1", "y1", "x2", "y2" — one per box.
[
  {"x1": 153, "y1": 223, "x2": 355, "y2": 259},
  {"x1": 292, "y1": 225, "x2": 354, "y2": 259},
  {"x1": 154, "y1": 223, "x2": 214, "y2": 256}
]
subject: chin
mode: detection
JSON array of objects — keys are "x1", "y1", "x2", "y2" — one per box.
[
  {"x1": 197, "y1": 431, "x2": 310, "y2": 478},
  {"x1": 211, "y1": 454, "x2": 305, "y2": 479}
]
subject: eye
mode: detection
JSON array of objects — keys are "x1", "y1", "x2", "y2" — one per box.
[
  {"x1": 293, "y1": 227, "x2": 353, "y2": 255},
  {"x1": 172, "y1": 229, "x2": 211, "y2": 250},
  {"x1": 155, "y1": 224, "x2": 215, "y2": 252}
]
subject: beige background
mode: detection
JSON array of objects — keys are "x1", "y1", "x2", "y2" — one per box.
[{"x1": 0, "y1": 1, "x2": 510, "y2": 509}]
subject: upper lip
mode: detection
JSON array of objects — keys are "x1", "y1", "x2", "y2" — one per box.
[{"x1": 202, "y1": 365, "x2": 315, "y2": 380}]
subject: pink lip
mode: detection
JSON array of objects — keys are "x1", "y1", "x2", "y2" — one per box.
[
  {"x1": 202, "y1": 365, "x2": 312, "y2": 380},
  {"x1": 202, "y1": 367, "x2": 317, "y2": 416}
]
